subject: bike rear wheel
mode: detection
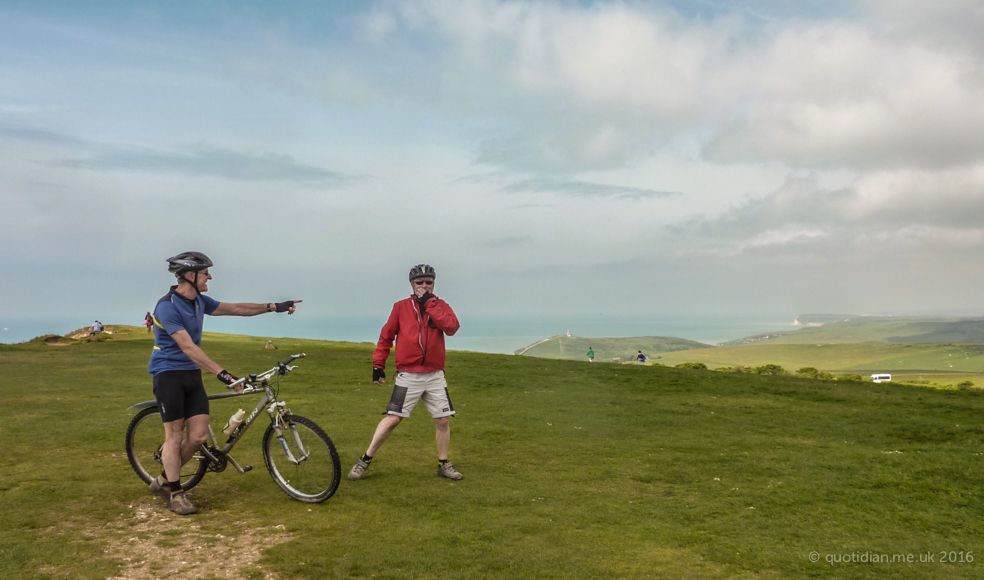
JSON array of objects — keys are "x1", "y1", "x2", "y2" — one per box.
[
  {"x1": 125, "y1": 406, "x2": 207, "y2": 491},
  {"x1": 262, "y1": 414, "x2": 341, "y2": 503}
]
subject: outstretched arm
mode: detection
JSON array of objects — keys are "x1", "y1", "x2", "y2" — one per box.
[{"x1": 212, "y1": 300, "x2": 302, "y2": 316}]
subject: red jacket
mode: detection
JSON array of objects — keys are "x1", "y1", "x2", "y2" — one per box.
[{"x1": 373, "y1": 295, "x2": 460, "y2": 373}]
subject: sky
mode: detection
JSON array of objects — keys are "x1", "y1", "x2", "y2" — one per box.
[{"x1": 3, "y1": 0, "x2": 984, "y2": 328}]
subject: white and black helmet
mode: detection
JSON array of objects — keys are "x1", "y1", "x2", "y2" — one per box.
[
  {"x1": 167, "y1": 251, "x2": 213, "y2": 278},
  {"x1": 409, "y1": 263, "x2": 436, "y2": 281}
]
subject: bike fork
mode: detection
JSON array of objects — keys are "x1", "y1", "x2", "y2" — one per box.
[{"x1": 272, "y1": 420, "x2": 310, "y2": 465}]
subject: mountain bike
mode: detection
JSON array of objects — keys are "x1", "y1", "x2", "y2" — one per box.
[{"x1": 125, "y1": 353, "x2": 341, "y2": 503}]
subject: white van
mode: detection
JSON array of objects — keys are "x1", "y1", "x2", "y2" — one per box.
[{"x1": 870, "y1": 374, "x2": 892, "y2": 383}]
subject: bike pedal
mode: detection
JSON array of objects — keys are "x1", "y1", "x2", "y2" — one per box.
[{"x1": 243, "y1": 466, "x2": 253, "y2": 473}]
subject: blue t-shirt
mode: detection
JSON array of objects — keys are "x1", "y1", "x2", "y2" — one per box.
[{"x1": 148, "y1": 286, "x2": 220, "y2": 375}]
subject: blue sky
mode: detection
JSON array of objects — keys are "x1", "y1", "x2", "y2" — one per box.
[{"x1": 3, "y1": 0, "x2": 984, "y2": 328}]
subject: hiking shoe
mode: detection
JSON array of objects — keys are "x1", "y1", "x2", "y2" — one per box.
[
  {"x1": 168, "y1": 492, "x2": 198, "y2": 515},
  {"x1": 348, "y1": 459, "x2": 370, "y2": 481},
  {"x1": 437, "y1": 462, "x2": 464, "y2": 480},
  {"x1": 148, "y1": 477, "x2": 171, "y2": 502}
]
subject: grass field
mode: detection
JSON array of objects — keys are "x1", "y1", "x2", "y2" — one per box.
[
  {"x1": 723, "y1": 316, "x2": 984, "y2": 346},
  {"x1": 652, "y1": 343, "x2": 984, "y2": 386},
  {"x1": 515, "y1": 334, "x2": 711, "y2": 362},
  {"x1": 512, "y1": 317, "x2": 984, "y2": 387},
  {"x1": 3, "y1": 327, "x2": 984, "y2": 579}
]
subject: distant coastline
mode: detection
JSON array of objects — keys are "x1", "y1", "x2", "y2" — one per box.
[{"x1": 1, "y1": 312, "x2": 798, "y2": 353}]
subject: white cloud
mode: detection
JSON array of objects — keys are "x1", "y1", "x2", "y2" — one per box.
[
  {"x1": 671, "y1": 165, "x2": 984, "y2": 257},
  {"x1": 49, "y1": 143, "x2": 351, "y2": 186},
  {"x1": 704, "y1": 24, "x2": 984, "y2": 169},
  {"x1": 6, "y1": 1, "x2": 984, "y2": 319},
  {"x1": 859, "y1": 0, "x2": 984, "y2": 53},
  {"x1": 502, "y1": 176, "x2": 679, "y2": 199},
  {"x1": 339, "y1": 0, "x2": 984, "y2": 173},
  {"x1": 741, "y1": 228, "x2": 830, "y2": 251}
]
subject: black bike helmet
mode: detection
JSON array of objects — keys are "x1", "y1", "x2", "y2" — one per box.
[
  {"x1": 409, "y1": 263, "x2": 436, "y2": 281},
  {"x1": 167, "y1": 251, "x2": 213, "y2": 277}
]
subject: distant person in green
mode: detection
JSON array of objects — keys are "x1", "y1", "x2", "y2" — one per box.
[{"x1": 587, "y1": 347, "x2": 594, "y2": 362}]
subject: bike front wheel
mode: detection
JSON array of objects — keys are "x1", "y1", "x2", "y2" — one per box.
[
  {"x1": 262, "y1": 414, "x2": 341, "y2": 503},
  {"x1": 125, "y1": 406, "x2": 207, "y2": 492}
]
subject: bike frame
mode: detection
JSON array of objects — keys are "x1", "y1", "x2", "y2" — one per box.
[{"x1": 128, "y1": 353, "x2": 311, "y2": 474}]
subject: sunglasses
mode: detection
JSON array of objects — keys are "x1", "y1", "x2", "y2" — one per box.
[{"x1": 414, "y1": 279, "x2": 435, "y2": 285}]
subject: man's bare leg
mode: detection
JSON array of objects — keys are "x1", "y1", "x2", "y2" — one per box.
[
  {"x1": 349, "y1": 415, "x2": 403, "y2": 481},
  {"x1": 434, "y1": 416, "x2": 450, "y2": 461},
  {"x1": 181, "y1": 414, "x2": 210, "y2": 464},
  {"x1": 366, "y1": 414, "x2": 402, "y2": 457},
  {"x1": 162, "y1": 418, "x2": 187, "y2": 483},
  {"x1": 434, "y1": 416, "x2": 462, "y2": 479},
  {"x1": 162, "y1": 415, "x2": 209, "y2": 481}
]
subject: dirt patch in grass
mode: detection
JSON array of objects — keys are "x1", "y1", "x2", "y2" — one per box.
[
  {"x1": 101, "y1": 499, "x2": 293, "y2": 580},
  {"x1": 68, "y1": 328, "x2": 114, "y2": 340}
]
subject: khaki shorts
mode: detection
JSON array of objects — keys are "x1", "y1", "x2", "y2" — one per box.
[{"x1": 385, "y1": 370, "x2": 455, "y2": 419}]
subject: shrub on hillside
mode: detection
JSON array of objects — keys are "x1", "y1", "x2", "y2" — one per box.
[
  {"x1": 958, "y1": 380, "x2": 975, "y2": 390},
  {"x1": 676, "y1": 362, "x2": 708, "y2": 370},
  {"x1": 794, "y1": 366, "x2": 835, "y2": 380},
  {"x1": 754, "y1": 364, "x2": 785, "y2": 375},
  {"x1": 715, "y1": 365, "x2": 751, "y2": 373},
  {"x1": 838, "y1": 374, "x2": 863, "y2": 381}
]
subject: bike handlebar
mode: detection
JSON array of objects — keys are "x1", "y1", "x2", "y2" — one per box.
[
  {"x1": 281, "y1": 353, "x2": 306, "y2": 367},
  {"x1": 226, "y1": 377, "x2": 247, "y2": 390},
  {"x1": 224, "y1": 353, "x2": 306, "y2": 389}
]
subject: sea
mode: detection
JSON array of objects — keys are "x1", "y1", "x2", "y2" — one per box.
[{"x1": 1, "y1": 312, "x2": 796, "y2": 353}]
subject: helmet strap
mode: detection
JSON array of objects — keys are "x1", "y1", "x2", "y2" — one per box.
[{"x1": 177, "y1": 271, "x2": 201, "y2": 299}]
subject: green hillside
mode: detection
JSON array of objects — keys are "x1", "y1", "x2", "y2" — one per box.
[
  {"x1": 655, "y1": 342, "x2": 984, "y2": 385},
  {"x1": 515, "y1": 334, "x2": 712, "y2": 362},
  {"x1": 726, "y1": 316, "x2": 984, "y2": 345},
  {"x1": 3, "y1": 329, "x2": 984, "y2": 579}
]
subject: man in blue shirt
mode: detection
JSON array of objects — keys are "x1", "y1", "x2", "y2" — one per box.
[{"x1": 148, "y1": 251, "x2": 301, "y2": 515}]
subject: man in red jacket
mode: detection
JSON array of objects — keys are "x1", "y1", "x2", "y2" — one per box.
[{"x1": 348, "y1": 264, "x2": 464, "y2": 481}]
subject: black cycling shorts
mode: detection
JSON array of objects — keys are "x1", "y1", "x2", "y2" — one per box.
[{"x1": 153, "y1": 369, "x2": 210, "y2": 423}]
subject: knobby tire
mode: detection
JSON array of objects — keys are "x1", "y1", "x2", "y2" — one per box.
[{"x1": 262, "y1": 414, "x2": 341, "y2": 503}]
